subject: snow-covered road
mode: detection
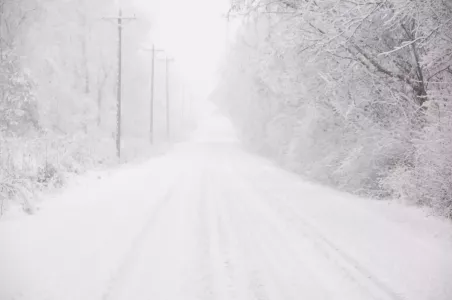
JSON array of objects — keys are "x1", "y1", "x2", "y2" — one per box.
[{"x1": 1, "y1": 114, "x2": 452, "y2": 300}]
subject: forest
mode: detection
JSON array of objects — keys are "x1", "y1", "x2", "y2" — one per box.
[
  {"x1": 3, "y1": 0, "x2": 452, "y2": 218},
  {"x1": 214, "y1": 0, "x2": 452, "y2": 217}
]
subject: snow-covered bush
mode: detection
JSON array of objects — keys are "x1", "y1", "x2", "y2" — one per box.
[
  {"x1": 0, "y1": 50, "x2": 38, "y2": 135},
  {"x1": 384, "y1": 99, "x2": 452, "y2": 217}
]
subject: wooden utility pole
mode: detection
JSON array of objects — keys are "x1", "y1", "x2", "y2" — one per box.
[
  {"x1": 164, "y1": 57, "x2": 175, "y2": 141},
  {"x1": 181, "y1": 83, "x2": 186, "y2": 124},
  {"x1": 103, "y1": 8, "x2": 135, "y2": 159},
  {"x1": 148, "y1": 45, "x2": 165, "y2": 144},
  {"x1": 116, "y1": 9, "x2": 123, "y2": 159}
]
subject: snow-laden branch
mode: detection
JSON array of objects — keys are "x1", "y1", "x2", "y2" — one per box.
[{"x1": 378, "y1": 37, "x2": 425, "y2": 56}]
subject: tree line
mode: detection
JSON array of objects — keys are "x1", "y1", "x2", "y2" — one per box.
[
  {"x1": 215, "y1": 0, "x2": 452, "y2": 217},
  {"x1": 0, "y1": 0, "x2": 167, "y2": 215}
]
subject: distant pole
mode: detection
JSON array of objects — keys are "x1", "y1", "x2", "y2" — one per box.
[
  {"x1": 181, "y1": 84, "x2": 186, "y2": 123},
  {"x1": 225, "y1": 13, "x2": 229, "y2": 52},
  {"x1": 116, "y1": 8, "x2": 122, "y2": 158},
  {"x1": 147, "y1": 44, "x2": 164, "y2": 144},
  {"x1": 102, "y1": 8, "x2": 135, "y2": 159},
  {"x1": 165, "y1": 58, "x2": 170, "y2": 141},
  {"x1": 165, "y1": 57, "x2": 174, "y2": 141},
  {"x1": 150, "y1": 44, "x2": 155, "y2": 144}
]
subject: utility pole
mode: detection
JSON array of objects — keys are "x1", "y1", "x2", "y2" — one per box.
[
  {"x1": 103, "y1": 8, "x2": 135, "y2": 159},
  {"x1": 181, "y1": 83, "x2": 186, "y2": 124},
  {"x1": 165, "y1": 57, "x2": 175, "y2": 141},
  {"x1": 146, "y1": 45, "x2": 165, "y2": 144}
]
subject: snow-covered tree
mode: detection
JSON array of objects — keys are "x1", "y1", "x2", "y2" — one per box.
[
  {"x1": 216, "y1": 0, "x2": 452, "y2": 216},
  {"x1": 0, "y1": 0, "x2": 159, "y2": 215}
]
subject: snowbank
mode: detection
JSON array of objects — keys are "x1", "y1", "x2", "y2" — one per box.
[{"x1": 0, "y1": 154, "x2": 182, "y2": 300}]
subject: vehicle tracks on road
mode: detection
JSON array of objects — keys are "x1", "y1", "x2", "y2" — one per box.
[
  {"x1": 239, "y1": 171, "x2": 405, "y2": 300},
  {"x1": 102, "y1": 172, "x2": 185, "y2": 300}
]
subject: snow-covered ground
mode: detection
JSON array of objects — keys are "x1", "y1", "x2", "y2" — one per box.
[{"x1": 1, "y1": 113, "x2": 452, "y2": 300}]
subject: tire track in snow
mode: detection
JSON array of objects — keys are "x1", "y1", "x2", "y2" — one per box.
[
  {"x1": 204, "y1": 162, "x2": 276, "y2": 300},
  {"x1": 225, "y1": 179, "x2": 283, "y2": 300},
  {"x1": 240, "y1": 171, "x2": 405, "y2": 300},
  {"x1": 193, "y1": 170, "x2": 215, "y2": 300},
  {"x1": 210, "y1": 173, "x2": 251, "y2": 300},
  {"x1": 203, "y1": 171, "x2": 231, "y2": 300},
  {"x1": 272, "y1": 199, "x2": 404, "y2": 300},
  {"x1": 229, "y1": 177, "x2": 332, "y2": 300},
  {"x1": 101, "y1": 173, "x2": 184, "y2": 300},
  {"x1": 219, "y1": 161, "x2": 289, "y2": 300},
  {"x1": 198, "y1": 164, "x2": 244, "y2": 300}
]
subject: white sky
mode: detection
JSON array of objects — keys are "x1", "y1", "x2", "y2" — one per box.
[{"x1": 143, "y1": 0, "x2": 232, "y2": 99}]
